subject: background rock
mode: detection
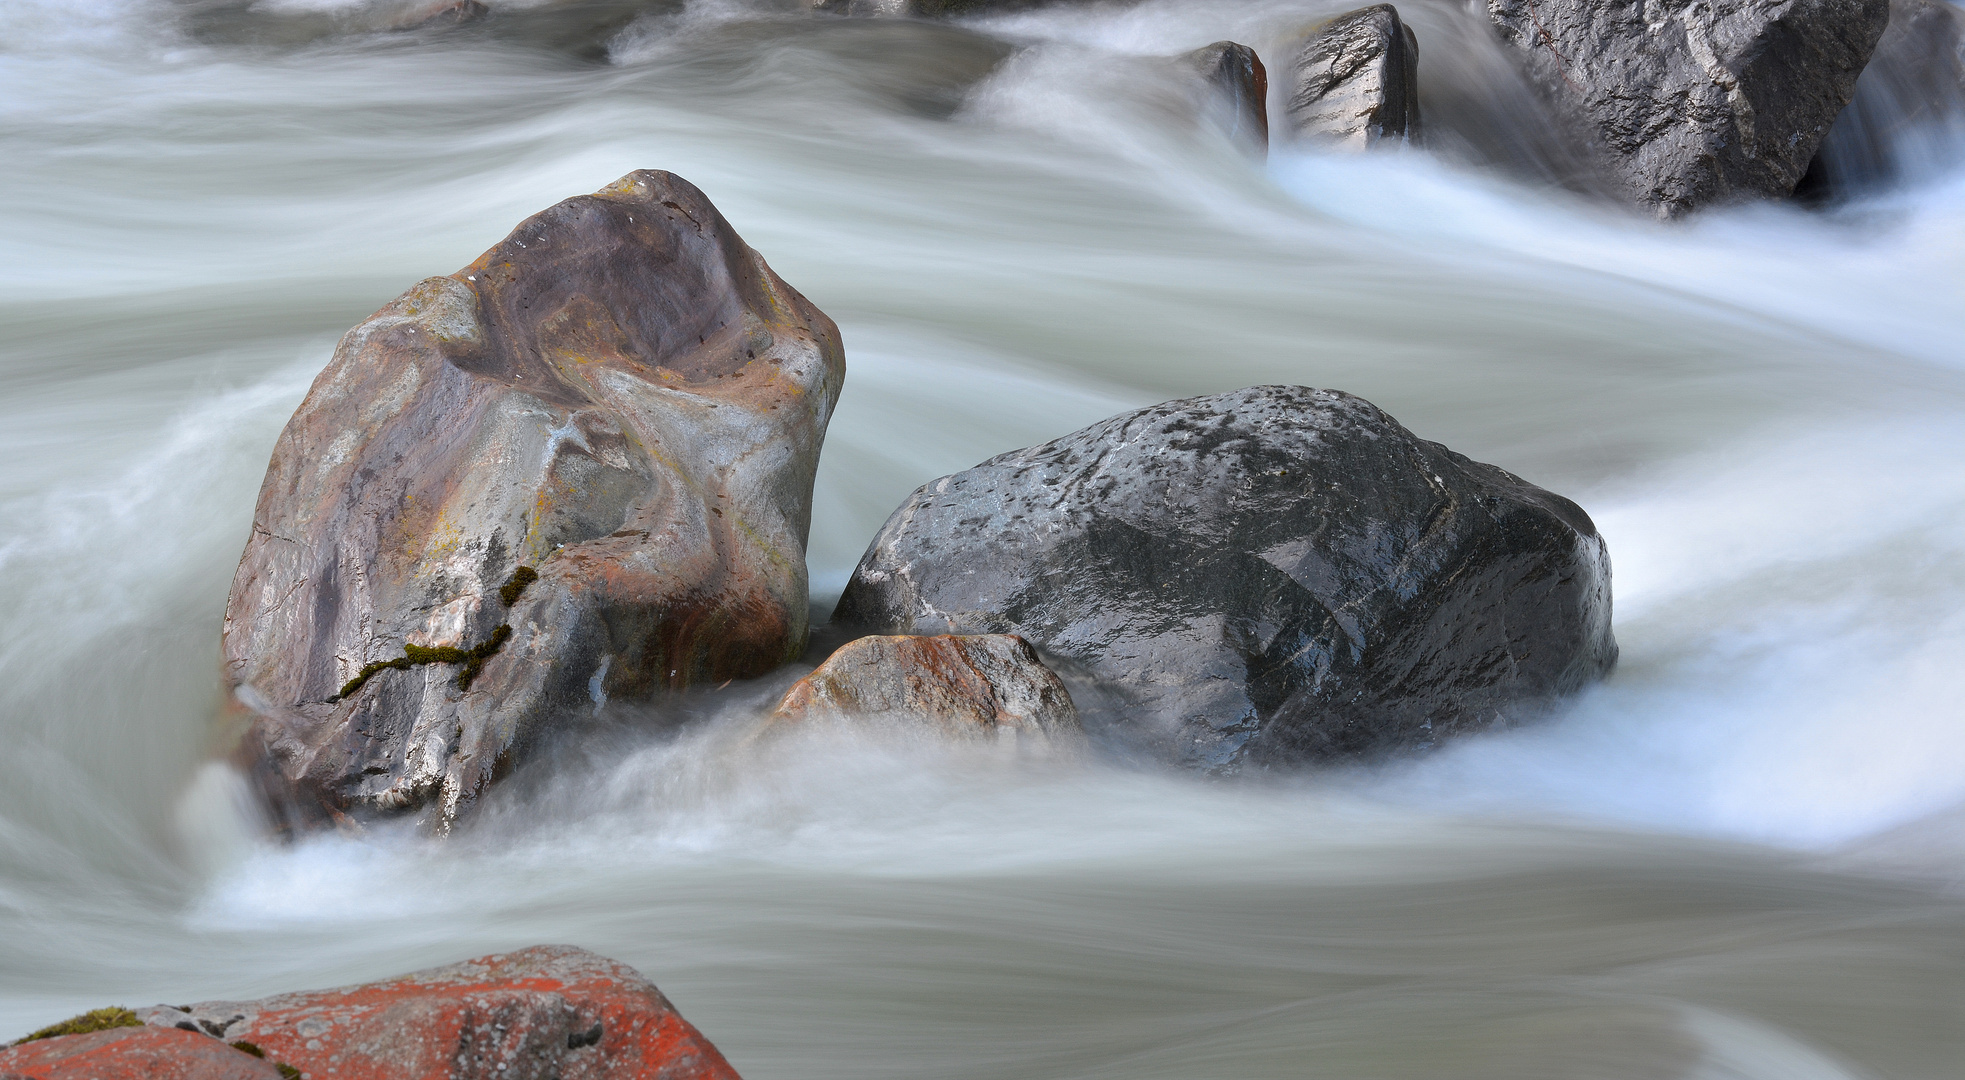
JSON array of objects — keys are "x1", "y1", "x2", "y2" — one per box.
[
  {"x1": 1487, "y1": 0, "x2": 1889, "y2": 216},
  {"x1": 1287, "y1": 5, "x2": 1421, "y2": 148},
  {"x1": 766, "y1": 634, "x2": 1081, "y2": 746},
  {"x1": 1182, "y1": 41, "x2": 1271, "y2": 155},
  {"x1": 223, "y1": 170, "x2": 844, "y2": 832},
  {"x1": 0, "y1": 1027, "x2": 286, "y2": 1080},
  {"x1": 136, "y1": 946, "x2": 738, "y2": 1080},
  {"x1": 1801, "y1": 0, "x2": 1965, "y2": 199},
  {"x1": 834, "y1": 386, "x2": 1617, "y2": 770}
]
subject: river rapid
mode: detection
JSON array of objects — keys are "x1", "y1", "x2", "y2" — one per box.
[{"x1": 3, "y1": 0, "x2": 1964, "y2": 1076}]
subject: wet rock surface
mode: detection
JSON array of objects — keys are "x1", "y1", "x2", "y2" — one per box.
[
  {"x1": 223, "y1": 170, "x2": 844, "y2": 831},
  {"x1": 1288, "y1": 5, "x2": 1421, "y2": 148},
  {"x1": 133, "y1": 946, "x2": 738, "y2": 1080},
  {"x1": 834, "y1": 386, "x2": 1617, "y2": 770},
  {"x1": 1182, "y1": 41, "x2": 1271, "y2": 155},
  {"x1": 1802, "y1": 0, "x2": 1965, "y2": 198},
  {"x1": 767, "y1": 634, "x2": 1081, "y2": 745},
  {"x1": 0, "y1": 1027, "x2": 287, "y2": 1080},
  {"x1": 1488, "y1": 0, "x2": 1889, "y2": 216}
]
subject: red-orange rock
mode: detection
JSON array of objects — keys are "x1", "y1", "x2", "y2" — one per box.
[
  {"x1": 136, "y1": 945, "x2": 739, "y2": 1080},
  {"x1": 222, "y1": 170, "x2": 844, "y2": 831},
  {"x1": 766, "y1": 634, "x2": 1081, "y2": 747},
  {"x1": 0, "y1": 1026, "x2": 285, "y2": 1080}
]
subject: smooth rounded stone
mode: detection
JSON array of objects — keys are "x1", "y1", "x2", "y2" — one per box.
[
  {"x1": 764, "y1": 634, "x2": 1082, "y2": 747},
  {"x1": 1287, "y1": 4, "x2": 1421, "y2": 149},
  {"x1": 1802, "y1": 0, "x2": 1965, "y2": 199},
  {"x1": 833, "y1": 386, "x2": 1617, "y2": 771},
  {"x1": 0, "y1": 1027, "x2": 286, "y2": 1080},
  {"x1": 136, "y1": 946, "x2": 739, "y2": 1080},
  {"x1": 1487, "y1": 0, "x2": 1889, "y2": 217},
  {"x1": 1181, "y1": 41, "x2": 1271, "y2": 156},
  {"x1": 223, "y1": 170, "x2": 844, "y2": 832}
]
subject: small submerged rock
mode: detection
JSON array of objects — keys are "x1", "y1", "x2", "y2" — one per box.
[
  {"x1": 835, "y1": 385, "x2": 1617, "y2": 770},
  {"x1": 765, "y1": 633, "x2": 1082, "y2": 747},
  {"x1": 1287, "y1": 4, "x2": 1422, "y2": 148},
  {"x1": 223, "y1": 170, "x2": 844, "y2": 832},
  {"x1": 1487, "y1": 0, "x2": 1889, "y2": 216}
]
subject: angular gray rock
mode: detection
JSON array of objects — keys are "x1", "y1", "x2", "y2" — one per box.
[
  {"x1": 764, "y1": 633, "x2": 1082, "y2": 747},
  {"x1": 1488, "y1": 0, "x2": 1889, "y2": 216},
  {"x1": 1183, "y1": 41, "x2": 1271, "y2": 155},
  {"x1": 1803, "y1": 0, "x2": 1965, "y2": 197},
  {"x1": 223, "y1": 171, "x2": 844, "y2": 832},
  {"x1": 833, "y1": 386, "x2": 1616, "y2": 770},
  {"x1": 1287, "y1": 5, "x2": 1421, "y2": 148}
]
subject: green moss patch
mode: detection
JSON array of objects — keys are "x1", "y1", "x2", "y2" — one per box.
[
  {"x1": 499, "y1": 565, "x2": 538, "y2": 606},
  {"x1": 329, "y1": 564, "x2": 538, "y2": 702},
  {"x1": 15, "y1": 1006, "x2": 143, "y2": 1045}
]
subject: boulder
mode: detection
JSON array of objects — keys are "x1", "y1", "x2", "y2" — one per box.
[
  {"x1": 833, "y1": 386, "x2": 1616, "y2": 770},
  {"x1": 1286, "y1": 4, "x2": 1421, "y2": 148},
  {"x1": 1182, "y1": 41, "x2": 1271, "y2": 155},
  {"x1": 222, "y1": 170, "x2": 844, "y2": 832},
  {"x1": 1487, "y1": 0, "x2": 1889, "y2": 216},
  {"x1": 765, "y1": 634, "x2": 1081, "y2": 746},
  {"x1": 0, "y1": 1027, "x2": 286, "y2": 1080},
  {"x1": 135, "y1": 946, "x2": 738, "y2": 1080},
  {"x1": 1802, "y1": 0, "x2": 1965, "y2": 198}
]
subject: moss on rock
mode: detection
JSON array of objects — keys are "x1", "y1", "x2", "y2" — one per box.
[{"x1": 14, "y1": 1006, "x2": 143, "y2": 1045}]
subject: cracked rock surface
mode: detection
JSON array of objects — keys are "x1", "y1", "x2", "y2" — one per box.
[
  {"x1": 1287, "y1": 4, "x2": 1421, "y2": 148},
  {"x1": 1488, "y1": 0, "x2": 1888, "y2": 215},
  {"x1": 833, "y1": 386, "x2": 1617, "y2": 770},
  {"x1": 222, "y1": 170, "x2": 844, "y2": 832}
]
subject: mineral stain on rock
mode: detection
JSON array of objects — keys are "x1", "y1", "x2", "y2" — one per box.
[{"x1": 222, "y1": 170, "x2": 845, "y2": 833}]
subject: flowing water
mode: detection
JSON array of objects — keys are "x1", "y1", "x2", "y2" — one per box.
[{"x1": 3, "y1": 0, "x2": 1964, "y2": 1076}]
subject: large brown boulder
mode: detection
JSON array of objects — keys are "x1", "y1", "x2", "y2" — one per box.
[
  {"x1": 834, "y1": 386, "x2": 1617, "y2": 770},
  {"x1": 223, "y1": 170, "x2": 844, "y2": 832},
  {"x1": 1287, "y1": 5, "x2": 1422, "y2": 148},
  {"x1": 766, "y1": 634, "x2": 1082, "y2": 747},
  {"x1": 134, "y1": 946, "x2": 738, "y2": 1080},
  {"x1": 1487, "y1": 0, "x2": 1889, "y2": 215},
  {"x1": 0, "y1": 1026, "x2": 286, "y2": 1080}
]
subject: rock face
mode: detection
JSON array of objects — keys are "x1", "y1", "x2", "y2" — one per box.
[
  {"x1": 134, "y1": 946, "x2": 738, "y2": 1080},
  {"x1": 0, "y1": 1027, "x2": 287, "y2": 1080},
  {"x1": 1182, "y1": 41, "x2": 1271, "y2": 155},
  {"x1": 833, "y1": 386, "x2": 1617, "y2": 769},
  {"x1": 1488, "y1": 0, "x2": 1889, "y2": 216},
  {"x1": 1803, "y1": 0, "x2": 1965, "y2": 197},
  {"x1": 766, "y1": 634, "x2": 1081, "y2": 745},
  {"x1": 1287, "y1": 5, "x2": 1421, "y2": 148},
  {"x1": 223, "y1": 170, "x2": 844, "y2": 832}
]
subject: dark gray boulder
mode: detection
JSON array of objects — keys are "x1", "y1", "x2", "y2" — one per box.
[
  {"x1": 834, "y1": 386, "x2": 1616, "y2": 770},
  {"x1": 1287, "y1": 4, "x2": 1421, "y2": 148},
  {"x1": 1488, "y1": 0, "x2": 1889, "y2": 216},
  {"x1": 1802, "y1": 0, "x2": 1965, "y2": 198},
  {"x1": 1183, "y1": 41, "x2": 1271, "y2": 155}
]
